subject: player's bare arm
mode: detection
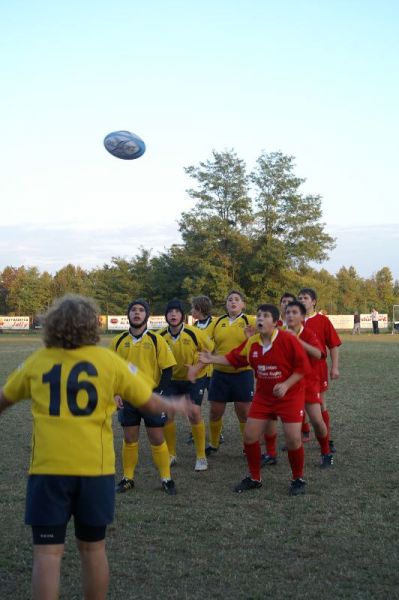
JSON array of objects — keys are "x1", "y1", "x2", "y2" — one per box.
[
  {"x1": 272, "y1": 372, "x2": 304, "y2": 398},
  {"x1": 330, "y1": 347, "x2": 340, "y2": 379},
  {"x1": 300, "y1": 340, "x2": 322, "y2": 360},
  {"x1": 140, "y1": 392, "x2": 191, "y2": 420},
  {"x1": 197, "y1": 351, "x2": 230, "y2": 366}
]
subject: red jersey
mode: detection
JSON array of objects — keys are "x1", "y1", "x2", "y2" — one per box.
[
  {"x1": 298, "y1": 326, "x2": 325, "y2": 400},
  {"x1": 304, "y1": 313, "x2": 341, "y2": 351},
  {"x1": 304, "y1": 312, "x2": 341, "y2": 392},
  {"x1": 226, "y1": 330, "x2": 310, "y2": 404}
]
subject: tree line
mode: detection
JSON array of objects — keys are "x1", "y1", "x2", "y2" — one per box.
[{"x1": 1, "y1": 150, "x2": 398, "y2": 318}]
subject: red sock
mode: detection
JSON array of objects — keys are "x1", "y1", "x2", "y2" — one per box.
[
  {"x1": 264, "y1": 434, "x2": 277, "y2": 457},
  {"x1": 244, "y1": 441, "x2": 261, "y2": 481},
  {"x1": 321, "y1": 409, "x2": 330, "y2": 438},
  {"x1": 287, "y1": 446, "x2": 304, "y2": 479},
  {"x1": 301, "y1": 418, "x2": 310, "y2": 434},
  {"x1": 316, "y1": 434, "x2": 330, "y2": 455}
]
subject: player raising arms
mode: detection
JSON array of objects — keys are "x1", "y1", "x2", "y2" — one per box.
[
  {"x1": 161, "y1": 299, "x2": 213, "y2": 471},
  {"x1": 110, "y1": 299, "x2": 177, "y2": 495},
  {"x1": 298, "y1": 288, "x2": 342, "y2": 453},
  {"x1": 199, "y1": 304, "x2": 310, "y2": 496},
  {"x1": 0, "y1": 295, "x2": 188, "y2": 600},
  {"x1": 205, "y1": 290, "x2": 256, "y2": 456}
]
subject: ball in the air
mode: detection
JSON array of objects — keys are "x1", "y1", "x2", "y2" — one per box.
[{"x1": 103, "y1": 130, "x2": 146, "y2": 160}]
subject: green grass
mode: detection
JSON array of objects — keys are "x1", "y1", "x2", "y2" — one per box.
[{"x1": 0, "y1": 335, "x2": 398, "y2": 599}]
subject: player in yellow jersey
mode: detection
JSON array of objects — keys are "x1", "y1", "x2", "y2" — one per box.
[
  {"x1": 110, "y1": 299, "x2": 177, "y2": 495},
  {"x1": 205, "y1": 290, "x2": 256, "y2": 456},
  {"x1": 160, "y1": 299, "x2": 213, "y2": 471},
  {"x1": 0, "y1": 295, "x2": 188, "y2": 600}
]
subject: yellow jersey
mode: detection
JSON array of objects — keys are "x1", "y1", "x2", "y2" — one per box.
[
  {"x1": 2, "y1": 345, "x2": 153, "y2": 476},
  {"x1": 211, "y1": 313, "x2": 256, "y2": 373},
  {"x1": 109, "y1": 329, "x2": 176, "y2": 388},
  {"x1": 193, "y1": 317, "x2": 216, "y2": 377},
  {"x1": 160, "y1": 324, "x2": 213, "y2": 380}
]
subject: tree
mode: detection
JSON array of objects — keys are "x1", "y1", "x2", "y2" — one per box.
[
  {"x1": 179, "y1": 149, "x2": 253, "y2": 302},
  {"x1": 374, "y1": 267, "x2": 395, "y2": 314},
  {"x1": 336, "y1": 266, "x2": 363, "y2": 313},
  {"x1": 245, "y1": 152, "x2": 335, "y2": 301}
]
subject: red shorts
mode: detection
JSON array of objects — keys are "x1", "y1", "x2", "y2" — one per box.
[
  {"x1": 248, "y1": 394, "x2": 305, "y2": 423},
  {"x1": 319, "y1": 360, "x2": 329, "y2": 393},
  {"x1": 305, "y1": 383, "x2": 322, "y2": 404}
]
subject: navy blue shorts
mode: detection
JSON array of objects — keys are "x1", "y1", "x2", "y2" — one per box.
[
  {"x1": 25, "y1": 474, "x2": 115, "y2": 529},
  {"x1": 165, "y1": 377, "x2": 207, "y2": 406},
  {"x1": 118, "y1": 402, "x2": 167, "y2": 428},
  {"x1": 208, "y1": 370, "x2": 254, "y2": 403}
]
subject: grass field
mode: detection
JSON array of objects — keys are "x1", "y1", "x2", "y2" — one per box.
[{"x1": 0, "y1": 334, "x2": 398, "y2": 600}]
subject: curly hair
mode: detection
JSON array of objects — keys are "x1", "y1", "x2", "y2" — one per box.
[{"x1": 43, "y1": 294, "x2": 100, "y2": 349}]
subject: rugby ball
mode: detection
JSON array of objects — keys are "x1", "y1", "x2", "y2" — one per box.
[{"x1": 103, "y1": 130, "x2": 146, "y2": 160}]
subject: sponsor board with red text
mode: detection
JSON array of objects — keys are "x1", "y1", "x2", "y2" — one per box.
[
  {"x1": 107, "y1": 316, "x2": 167, "y2": 330},
  {"x1": 0, "y1": 316, "x2": 30, "y2": 330}
]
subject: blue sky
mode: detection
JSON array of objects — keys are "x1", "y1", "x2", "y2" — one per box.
[{"x1": 1, "y1": 1, "x2": 398, "y2": 278}]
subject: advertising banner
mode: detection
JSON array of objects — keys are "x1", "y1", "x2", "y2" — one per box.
[
  {"x1": 360, "y1": 314, "x2": 388, "y2": 329},
  {"x1": 327, "y1": 315, "x2": 354, "y2": 330},
  {"x1": 107, "y1": 316, "x2": 167, "y2": 330},
  {"x1": 0, "y1": 316, "x2": 30, "y2": 330}
]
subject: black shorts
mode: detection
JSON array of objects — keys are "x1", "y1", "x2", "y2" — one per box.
[
  {"x1": 208, "y1": 370, "x2": 254, "y2": 403},
  {"x1": 25, "y1": 474, "x2": 115, "y2": 544},
  {"x1": 118, "y1": 402, "x2": 167, "y2": 428},
  {"x1": 165, "y1": 377, "x2": 207, "y2": 407}
]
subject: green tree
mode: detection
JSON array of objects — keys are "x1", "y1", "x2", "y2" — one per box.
[
  {"x1": 179, "y1": 149, "x2": 253, "y2": 301},
  {"x1": 6, "y1": 267, "x2": 51, "y2": 316},
  {"x1": 336, "y1": 266, "x2": 363, "y2": 313},
  {"x1": 251, "y1": 152, "x2": 334, "y2": 263},
  {"x1": 374, "y1": 267, "x2": 395, "y2": 314},
  {"x1": 52, "y1": 264, "x2": 91, "y2": 298}
]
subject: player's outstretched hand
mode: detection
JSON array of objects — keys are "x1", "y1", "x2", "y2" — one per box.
[
  {"x1": 272, "y1": 382, "x2": 288, "y2": 398},
  {"x1": 162, "y1": 395, "x2": 192, "y2": 420}
]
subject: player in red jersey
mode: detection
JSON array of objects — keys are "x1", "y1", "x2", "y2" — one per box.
[
  {"x1": 261, "y1": 300, "x2": 333, "y2": 468},
  {"x1": 298, "y1": 288, "x2": 342, "y2": 453},
  {"x1": 285, "y1": 301, "x2": 333, "y2": 466},
  {"x1": 199, "y1": 304, "x2": 310, "y2": 496}
]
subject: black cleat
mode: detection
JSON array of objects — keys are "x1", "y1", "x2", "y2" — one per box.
[
  {"x1": 234, "y1": 476, "x2": 262, "y2": 493},
  {"x1": 289, "y1": 478, "x2": 306, "y2": 496},
  {"x1": 320, "y1": 454, "x2": 334, "y2": 469},
  {"x1": 261, "y1": 454, "x2": 277, "y2": 467},
  {"x1": 186, "y1": 433, "x2": 194, "y2": 444},
  {"x1": 205, "y1": 445, "x2": 219, "y2": 457},
  {"x1": 115, "y1": 477, "x2": 134, "y2": 493},
  {"x1": 162, "y1": 479, "x2": 177, "y2": 495},
  {"x1": 219, "y1": 433, "x2": 225, "y2": 444},
  {"x1": 329, "y1": 440, "x2": 337, "y2": 453}
]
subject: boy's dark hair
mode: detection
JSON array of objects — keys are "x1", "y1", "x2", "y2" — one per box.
[
  {"x1": 286, "y1": 300, "x2": 306, "y2": 316},
  {"x1": 226, "y1": 289, "x2": 245, "y2": 302},
  {"x1": 298, "y1": 287, "x2": 317, "y2": 302},
  {"x1": 191, "y1": 295, "x2": 212, "y2": 316},
  {"x1": 280, "y1": 292, "x2": 296, "y2": 303},
  {"x1": 256, "y1": 304, "x2": 280, "y2": 323}
]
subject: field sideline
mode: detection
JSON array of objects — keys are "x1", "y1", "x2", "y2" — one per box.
[{"x1": 0, "y1": 335, "x2": 398, "y2": 599}]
